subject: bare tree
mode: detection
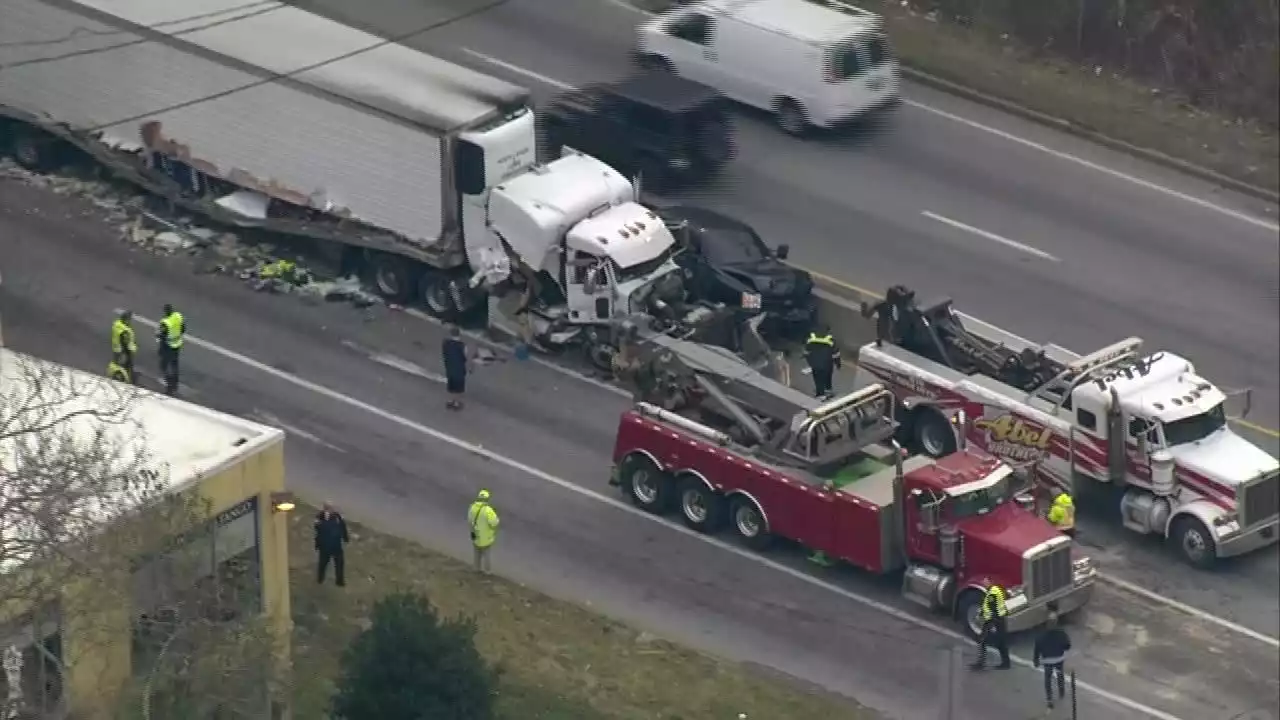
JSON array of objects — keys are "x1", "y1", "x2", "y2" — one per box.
[{"x1": 0, "y1": 352, "x2": 284, "y2": 719}]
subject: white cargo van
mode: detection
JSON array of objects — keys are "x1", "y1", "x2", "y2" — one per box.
[{"x1": 636, "y1": 0, "x2": 900, "y2": 135}]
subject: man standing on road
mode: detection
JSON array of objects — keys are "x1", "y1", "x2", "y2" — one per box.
[
  {"x1": 804, "y1": 324, "x2": 840, "y2": 399},
  {"x1": 155, "y1": 303, "x2": 186, "y2": 396},
  {"x1": 971, "y1": 583, "x2": 1012, "y2": 670},
  {"x1": 108, "y1": 309, "x2": 139, "y2": 385},
  {"x1": 442, "y1": 325, "x2": 468, "y2": 410},
  {"x1": 467, "y1": 489, "x2": 500, "y2": 574},
  {"x1": 1033, "y1": 612, "x2": 1072, "y2": 709},
  {"x1": 314, "y1": 502, "x2": 349, "y2": 587}
]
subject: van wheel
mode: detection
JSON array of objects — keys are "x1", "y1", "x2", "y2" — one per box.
[
  {"x1": 636, "y1": 54, "x2": 673, "y2": 73},
  {"x1": 620, "y1": 454, "x2": 673, "y2": 514},
  {"x1": 774, "y1": 100, "x2": 809, "y2": 136},
  {"x1": 370, "y1": 253, "x2": 418, "y2": 303},
  {"x1": 730, "y1": 496, "x2": 772, "y2": 550},
  {"x1": 913, "y1": 409, "x2": 957, "y2": 458},
  {"x1": 678, "y1": 476, "x2": 725, "y2": 533}
]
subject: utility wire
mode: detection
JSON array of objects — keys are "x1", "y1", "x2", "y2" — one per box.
[
  {"x1": 4, "y1": 0, "x2": 513, "y2": 136},
  {"x1": 0, "y1": 0, "x2": 276, "y2": 49},
  {"x1": 0, "y1": 2, "x2": 284, "y2": 70}
]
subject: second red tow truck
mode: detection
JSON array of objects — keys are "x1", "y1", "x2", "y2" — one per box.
[{"x1": 607, "y1": 328, "x2": 1096, "y2": 638}]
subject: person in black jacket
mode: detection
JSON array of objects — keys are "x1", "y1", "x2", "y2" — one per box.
[
  {"x1": 314, "y1": 503, "x2": 349, "y2": 587},
  {"x1": 1032, "y1": 613, "x2": 1073, "y2": 709},
  {"x1": 442, "y1": 325, "x2": 469, "y2": 410}
]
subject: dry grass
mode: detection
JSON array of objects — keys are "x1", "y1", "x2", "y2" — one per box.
[
  {"x1": 287, "y1": 504, "x2": 876, "y2": 720},
  {"x1": 630, "y1": 0, "x2": 1279, "y2": 193}
]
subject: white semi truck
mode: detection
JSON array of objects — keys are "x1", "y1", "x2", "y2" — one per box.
[{"x1": 0, "y1": 0, "x2": 699, "y2": 356}]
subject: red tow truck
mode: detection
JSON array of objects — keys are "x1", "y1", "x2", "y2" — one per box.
[{"x1": 608, "y1": 332, "x2": 1096, "y2": 637}]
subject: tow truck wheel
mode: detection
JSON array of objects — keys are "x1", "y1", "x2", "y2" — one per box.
[
  {"x1": 620, "y1": 454, "x2": 673, "y2": 514},
  {"x1": 729, "y1": 497, "x2": 772, "y2": 551},
  {"x1": 677, "y1": 477, "x2": 725, "y2": 533},
  {"x1": 1170, "y1": 516, "x2": 1216, "y2": 569},
  {"x1": 955, "y1": 589, "x2": 985, "y2": 641},
  {"x1": 913, "y1": 409, "x2": 957, "y2": 458}
]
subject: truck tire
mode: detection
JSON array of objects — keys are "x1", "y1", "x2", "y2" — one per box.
[
  {"x1": 369, "y1": 253, "x2": 418, "y2": 304},
  {"x1": 7, "y1": 126, "x2": 64, "y2": 172},
  {"x1": 418, "y1": 271, "x2": 481, "y2": 322},
  {"x1": 774, "y1": 99, "x2": 809, "y2": 137},
  {"x1": 955, "y1": 589, "x2": 986, "y2": 641},
  {"x1": 1169, "y1": 516, "x2": 1217, "y2": 569},
  {"x1": 619, "y1": 454, "x2": 673, "y2": 514},
  {"x1": 912, "y1": 409, "x2": 957, "y2": 458},
  {"x1": 677, "y1": 476, "x2": 725, "y2": 533},
  {"x1": 729, "y1": 496, "x2": 772, "y2": 551}
]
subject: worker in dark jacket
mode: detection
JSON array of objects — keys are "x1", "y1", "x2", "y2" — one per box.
[
  {"x1": 314, "y1": 502, "x2": 349, "y2": 587},
  {"x1": 804, "y1": 324, "x2": 840, "y2": 399},
  {"x1": 442, "y1": 325, "x2": 468, "y2": 410},
  {"x1": 1033, "y1": 613, "x2": 1072, "y2": 708}
]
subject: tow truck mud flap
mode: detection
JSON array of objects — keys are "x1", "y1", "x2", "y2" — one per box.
[{"x1": 608, "y1": 465, "x2": 621, "y2": 487}]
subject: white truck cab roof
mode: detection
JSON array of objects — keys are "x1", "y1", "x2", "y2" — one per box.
[
  {"x1": 568, "y1": 203, "x2": 674, "y2": 269},
  {"x1": 1073, "y1": 352, "x2": 1223, "y2": 423},
  {"x1": 487, "y1": 153, "x2": 635, "y2": 273}
]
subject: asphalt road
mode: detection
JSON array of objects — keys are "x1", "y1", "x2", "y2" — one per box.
[
  {"x1": 4, "y1": 175, "x2": 1279, "y2": 720},
  {"x1": 288, "y1": 0, "x2": 1280, "y2": 435}
]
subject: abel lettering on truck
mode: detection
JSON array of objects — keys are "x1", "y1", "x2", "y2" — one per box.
[{"x1": 974, "y1": 413, "x2": 1052, "y2": 462}]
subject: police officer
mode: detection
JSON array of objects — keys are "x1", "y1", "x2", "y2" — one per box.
[
  {"x1": 972, "y1": 583, "x2": 1012, "y2": 670},
  {"x1": 1047, "y1": 491, "x2": 1076, "y2": 538},
  {"x1": 108, "y1": 309, "x2": 139, "y2": 385},
  {"x1": 156, "y1": 303, "x2": 186, "y2": 396},
  {"x1": 804, "y1": 324, "x2": 841, "y2": 399},
  {"x1": 467, "y1": 489, "x2": 501, "y2": 574}
]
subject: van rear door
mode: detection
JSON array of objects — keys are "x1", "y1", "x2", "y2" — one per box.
[{"x1": 819, "y1": 32, "x2": 899, "y2": 121}]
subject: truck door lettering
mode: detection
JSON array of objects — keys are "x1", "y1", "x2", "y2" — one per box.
[{"x1": 974, "y1": 414, "x2": 1052, "y2": 462}]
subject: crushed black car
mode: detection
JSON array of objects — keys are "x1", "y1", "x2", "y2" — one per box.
[
  {"x1": 656, "y1": 205, "x2": 816, "y2": 337},
  {"x1": 542, "y1": 72, "x2": 734, "y2": 191}
]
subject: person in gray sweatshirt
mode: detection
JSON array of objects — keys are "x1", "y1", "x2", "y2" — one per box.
[{"x1": 1033, "y1": 612, "x2": 1073, "y2": 709}]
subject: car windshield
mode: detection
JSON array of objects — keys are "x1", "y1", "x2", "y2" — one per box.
[
  {"x1": 946, "y1": 471, "x2": 1013, "y2": 519},
  {"x1": 1162, "y1": 403, "x2": 1228, "y2": 446},
  {"x1": 699, "y1": 225, "x2": 768, "y2": 266}
]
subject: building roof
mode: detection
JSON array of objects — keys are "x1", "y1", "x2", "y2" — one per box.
[
  {"x1": 63, "y1": 0, "x2": 529, "y2": 131},
  {"x1": 705, "y1": 0, "x2": 884, "y2": 45},
  {"x1": 0, "y1": 349, "x2": 284, "y2": 571}
]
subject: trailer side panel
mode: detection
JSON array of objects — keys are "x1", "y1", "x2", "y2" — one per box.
[{"x1": 1, "y1": 0, "x2": 450, "y2": 246}]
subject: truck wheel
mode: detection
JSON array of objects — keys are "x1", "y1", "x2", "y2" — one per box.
[
  {"x1": 418, "y1": 272, "x2": 467, "y2": 321},
  {"x1": 584, "y1": 338, "x2": 619, "y2": 373},
  {"x1": 913, "y1": 409, "x2": 957, "y2": 458},
  {"x1": 955, "y1": 589, "x2": 985, "y2": 641},
  {"x1": 370, "y1": 253, "x2": 417, "y2": 303},
  {"x1": 677, "y1": 476, "x2": 724, "y2": 533},
  {"x1": 729, "y1": 496, "x2": 772, "y2": 551},
  {"x1": 8, "y1": 127, "x2": 63, "y2": 172},
  {"x1": 620, "y1": 454, "x2": 673, "y2": 514},
  {"x1": 1169, "y1": 516, "x2": 1216, "y2": 569},
  {"x1": 774, "y1": 99, "x2": 809, "y2": 136}
]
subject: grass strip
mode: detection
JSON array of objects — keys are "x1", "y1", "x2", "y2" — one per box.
[{"x1": 287, "y1": 504, "x2": 877, "y2": 719}]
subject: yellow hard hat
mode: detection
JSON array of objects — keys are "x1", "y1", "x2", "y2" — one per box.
[{"x1": 477, "y1": 489, "x2": 491, "y2": 500}]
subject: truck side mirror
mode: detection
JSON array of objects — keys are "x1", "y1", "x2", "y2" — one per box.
[
  {"x1": 775, "y1": 244, "x2": 790, "y2": 260},
  {"x1": 584, "y1": 266, "x2": 603, "y2": 295}
]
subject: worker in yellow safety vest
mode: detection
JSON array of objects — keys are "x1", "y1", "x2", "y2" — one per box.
[
  {"x1": 804, "y1": 325, "x2": 841, "y2": 399},
  {"x1": 107, "y1": 309, "x2": 139, "y2": 385},
  {"x1": 1047, "y1": 492, "x2": 1076, "y2": 538},
  {"x1": 971, "y1": 584, "x2": 1012, "y2": 670},
  {"x1": 155, "y1": 303, "x2": 186, "y2": 396},
  {"x1": 467, "y1": 489, "x2": 500, "y2": 574}
]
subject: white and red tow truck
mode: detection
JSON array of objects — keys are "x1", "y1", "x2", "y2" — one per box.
[
  {"x1": 856, "y1": 285, "x2": 1280, "y2": 569},
  {"x1": 607, "y1": 330, "x2": 1096, "y2": 637}
]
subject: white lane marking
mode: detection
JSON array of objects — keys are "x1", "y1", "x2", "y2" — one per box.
[
  {"x1": 131, "y1": 316, "x2": 1185, "y2": 720},
  {"x1": 462, "y1": 48, "x2": 573, "y2": 90},
  {"x1": 394, "y1": 310, "x2": 1280, "y2": 648},
  {"x1": 251, "y1": 410, "x2": 347, "y2": 454},
  {"x1": 1099, "y1": 572, "x2": 1280, "y2": 649},
  {"x1": 922, "y1": 210, "x2": 1061, "y2": 262},
  {"x1": 465, "y1": 37, "x2": 1279, "y2": 233},
  {"x1": 371, "y1": 353, "x2": 446, "y2": 383}
]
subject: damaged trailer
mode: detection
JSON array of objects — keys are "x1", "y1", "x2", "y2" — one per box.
[{"x1": 1, "y1": 0, "x2": 683, "y2": 330}]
